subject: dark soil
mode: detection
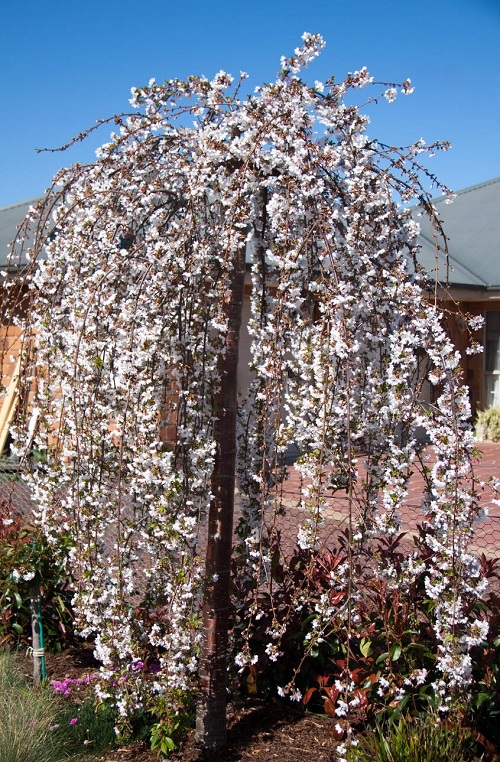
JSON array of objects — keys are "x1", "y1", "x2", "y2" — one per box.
[{"x1": 33, "y1": 645, "x2": 341, "y2": 761}]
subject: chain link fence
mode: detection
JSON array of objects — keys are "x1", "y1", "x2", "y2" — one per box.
[
  {"x1": 0, "y1": 460, "x2": 35, "y2": 518},
  {"x1": 2, "y1": 442, "x2": 499, "y2": 564}
]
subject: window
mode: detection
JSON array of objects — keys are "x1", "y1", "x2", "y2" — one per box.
[{"x1": 485, "y1": 311, "x2": 500, "y2": 408}]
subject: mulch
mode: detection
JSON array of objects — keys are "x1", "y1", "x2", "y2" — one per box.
[
  {"x1": 96, "y1": 703, "x2": 340, "y2": 762},
  {"x1": 168, "y1": 703, "x2": 340, "y2": 762}
]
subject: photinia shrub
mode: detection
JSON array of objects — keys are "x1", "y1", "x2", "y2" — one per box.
[{"x1": 0, "y1": 498, "x2": 74, "y2": 650}]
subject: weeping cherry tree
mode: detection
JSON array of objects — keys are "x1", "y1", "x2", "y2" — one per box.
[{"x1": 5, "y1": 33, "x2": 488, "y2": 753}]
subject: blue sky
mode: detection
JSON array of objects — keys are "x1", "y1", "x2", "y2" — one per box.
[{"x1": 1, "y1": 0, "x2": 499, "y2": 207}]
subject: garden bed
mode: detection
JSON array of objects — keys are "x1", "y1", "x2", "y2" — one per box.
[
  {"x1": 32, "y1": 645, "x2": 340, "y2": 761},
  {"x1": 22, "y1": 644, "x2": 492, "y2": 762}
]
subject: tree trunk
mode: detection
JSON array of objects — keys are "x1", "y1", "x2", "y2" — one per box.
[{"x1": 195, "y1": 243, "x2": 246, "y2": 749}]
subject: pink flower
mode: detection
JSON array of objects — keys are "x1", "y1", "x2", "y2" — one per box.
[{"x1": 69, "y1": 718, "x2": 78, "y2": 725}]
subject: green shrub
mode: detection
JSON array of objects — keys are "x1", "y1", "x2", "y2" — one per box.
[
  {"x1": 475, "y1": 407, "x2": 500, "y2": 441},
  {"x1": 149, "y1": 689, "x2": 194, "y2": 757},
  {"x1": 0, "y1": 498, "x2": 74, "y2": 650},
  {"x1": 347, "y1": 712, "x2": 477, "y2": 762}
]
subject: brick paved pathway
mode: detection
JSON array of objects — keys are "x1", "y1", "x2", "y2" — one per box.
[{"x1": 276, "y1": 442, "x2": 500, "y2": 560}]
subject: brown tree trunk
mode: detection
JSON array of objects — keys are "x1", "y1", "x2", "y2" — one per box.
[{"x1": 195, "y1": 243, "x2": 246, "y2": 750}]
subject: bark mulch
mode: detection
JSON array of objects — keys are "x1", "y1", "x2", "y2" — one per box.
[{"x1": 98, "y1": 703, "x2": 340, "y2": 762}]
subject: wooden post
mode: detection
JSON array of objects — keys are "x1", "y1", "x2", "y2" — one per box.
[
  {"x1": 0, "y1": 354, "x2": 21, "y2": 456},
  {"x1": 30, "y1": 572, "x2": 46, "y2": 685}
]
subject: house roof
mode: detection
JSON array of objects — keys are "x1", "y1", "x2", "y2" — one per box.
[
  {"x1": 413, "y1": 177, "x2": 500, "y2": 290},
  {"x1": 1, "y1": 177, "x2": 499, "y2": 289},
  {"x1": 0, "y1": 196, "x2": 43, "y2": 270}
]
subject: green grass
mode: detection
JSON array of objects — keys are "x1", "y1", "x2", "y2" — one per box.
[
  {"x1": 347, "y1": 712, "x2": 477, "y2": 762},
  {"x1": 57, "y1": 697, "x2": 119, "y2": 756},
  {"x1": 0, "y1": 650, "x2": 74, "y2": 762},
  {"x1": 0, "y1": 650, "x2": 121, "y2": 761}
]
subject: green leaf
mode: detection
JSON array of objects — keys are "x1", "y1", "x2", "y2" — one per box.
[
  {"x1": 12, "y1": 622, "x2": 24, "y2": 634},
  {"x1": 475, "y1": 691, "x2": 491, "y2": 708},
  {"x1": 13, "y1": 592, "x2": 23, "y2": 609},
  {"x1": 390, "y1": 643, "x2": 402, "y2": 661},
  {"x1": 406, "y1": 642, "x2": 429, "y2": 654},
  {"x1": 360, "y1": 637, "x2": 372, "y2": 658},
  {"x1": 163, "y1": 737, "x2": 176, "y2": 752}
]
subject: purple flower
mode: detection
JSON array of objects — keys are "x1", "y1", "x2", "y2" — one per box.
[
  {"x1": 52, "y1": 678, "x2": 74, "y2": 696},
  {"x1": 69, "y1": 718, "x2": 78, "y2": 726},
  {"x1": 52, "y1": 675, "x2": 94, "y2": 696}
]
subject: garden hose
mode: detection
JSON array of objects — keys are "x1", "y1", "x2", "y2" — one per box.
[{"x1": 34, "y1": 573, "x2": 46, "y2": 681}]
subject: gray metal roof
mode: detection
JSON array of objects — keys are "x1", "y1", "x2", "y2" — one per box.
[
  {"x1": 414, "y1": 177, "x2": 500, "y2": 290},
  {"x1": 1, "y1": 178, "x2": 500, "y2": 289},
  {"x1": 0, "y1": 196, "x2": 43, "y2": 269}
]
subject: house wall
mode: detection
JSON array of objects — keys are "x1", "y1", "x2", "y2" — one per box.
[{"x1": 444, "y1": 299, "x2": 500, "y2": 417}]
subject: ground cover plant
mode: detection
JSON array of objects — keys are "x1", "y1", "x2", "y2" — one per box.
[
  {"x1": 345, "y1": 711, "x2": 477, "y2": 762},
  {"x1": 2, "y1": 32, "x2": 492, "y2": 757}
]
